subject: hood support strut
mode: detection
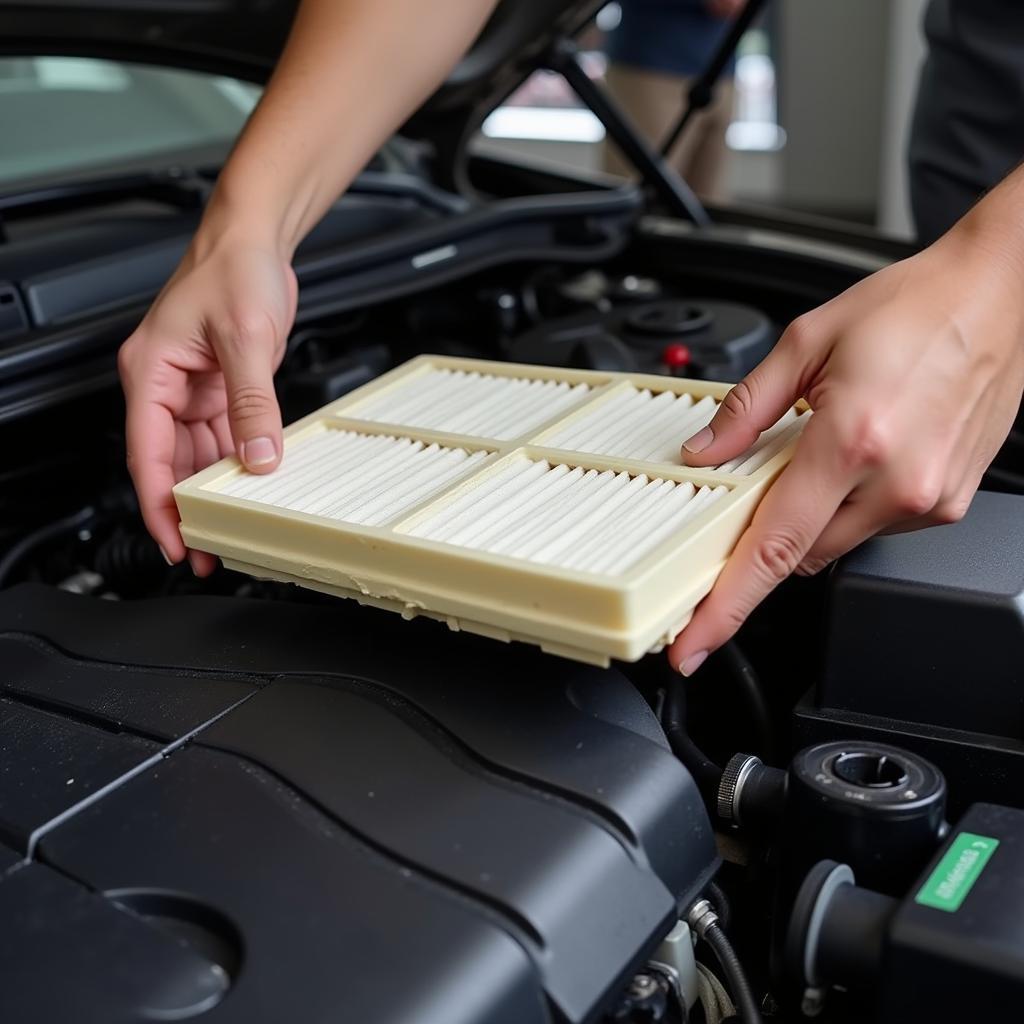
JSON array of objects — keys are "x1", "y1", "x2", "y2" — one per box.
[
  {"x1": 660, "y1": 0, "x2": 770, "y2": 157},
  {"x1": 546, "y1": 39, "x2": 710, "y2": 227}
]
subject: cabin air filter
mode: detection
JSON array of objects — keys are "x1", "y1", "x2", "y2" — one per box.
[{"x1": 175, "y1": 356, "x2": 810, "y2": 665}]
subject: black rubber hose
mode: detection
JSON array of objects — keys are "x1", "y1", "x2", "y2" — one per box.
[
  {"x1": 706, "y1": 880, "x2": 732, "y2": 931},
  {"x1": 662, "y1": 676, "x2": 723, "y2": 801},
  {"x1": 719, "y1": 642, "x2": 776, "y2": 764},
  {"x1": 704, "y1": 922, "x2": 763, "y2": 1024},
  {"x1": 0, "y1": 506, "x2": 97, "y2": 588}
]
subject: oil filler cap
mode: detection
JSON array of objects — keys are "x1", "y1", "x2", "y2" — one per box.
[
  {"x1": 792, "y1": 741, "x2": 943, "y2": 814},
  {"x1": 787, "y1": 741, "x2": 947, "y2": 896}
]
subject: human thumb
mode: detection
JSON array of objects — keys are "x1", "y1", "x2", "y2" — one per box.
[
  {"x1": 681, "y1": 321, "x2": 810, "y2": 467},
  {"x1": 216, "y1": 317, "x2": 284, "y2": 474}
]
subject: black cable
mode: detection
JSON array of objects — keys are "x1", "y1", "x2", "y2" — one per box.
[
  {"x1": 703, "y1": 922, "x2": 763, "y2": 1024},
  {"x1": 0, "y1": 506, "x2": 97, "y2": 588},
  {"x1": 659, "y1": 0, "x2": 771, "y2": 158},
  {"x1": 719, "y1": 642, "x2": 776, "y2": 764},
  {"x1": 93, "y1": 527, "x2": 172, "y2": 598},
  {"x1": 662, "y1": 676, "x2": 723, "y2": 801}
]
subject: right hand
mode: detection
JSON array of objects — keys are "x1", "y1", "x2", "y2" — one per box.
[
  {"x1": 118, "y1": 236, "x2": 298, "y2": 574},
  {"x1": 669, "y1": 222, "x2": 1024, "y2": 675}
]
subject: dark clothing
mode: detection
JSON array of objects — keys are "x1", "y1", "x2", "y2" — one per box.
[
  {"x1": 910, "y1": 0, "x2": 1024, "y2": 244},
  {"x1": 606, "y1": 0, "x2": 734, "y2": 78}
]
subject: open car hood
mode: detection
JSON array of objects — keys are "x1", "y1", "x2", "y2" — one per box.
[{"x1": 0, "y1": 0, "x2": 604, "y2": 150}]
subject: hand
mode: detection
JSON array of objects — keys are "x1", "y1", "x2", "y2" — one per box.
[
  {"x1": 118, "y1": 234, "x2": 297, "y2": 574},
  {"x1": 114, "y1": 0, "x2": 501, "y2": 575},
  {"x1": 668, "y1": 225, "x2": 1024, "y2": 676},
  {"x1": 705, "y1": 0, "x2": 747, "y2": 19}
]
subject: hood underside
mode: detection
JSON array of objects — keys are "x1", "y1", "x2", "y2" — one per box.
[{"x1": 0, "y1": 1, "x2": 603, "y2": 145}]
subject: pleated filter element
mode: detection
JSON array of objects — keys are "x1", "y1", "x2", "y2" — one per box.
[
  {"x1": 348, "y1": 366, "x2": 591, "y2": 439},
  {"x1": 405, "y1": 458, "x2": 728, "y2": 576},
  {"x1": 541, "y1": 386, "x2": 810, "y2": 474},
  {"x1": 176, "y1": 355, "x2": 809, "y2": 666},
  {"x1": 214, "y1": 429, "x2": 488, "y2": 526}
]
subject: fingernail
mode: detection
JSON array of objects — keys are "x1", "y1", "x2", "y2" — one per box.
[
  {"x1": 158, "y1": 545, "x2": 174, "y2": 566},
  {"x1": 796, "y1": 557, "x2": 833, "y2": 577},
  {"x1": 679, "y1": 650, "x2": 709, "y2": 677},
  {"x1": 242, "y1": 436, "x2": 277, "y2": 468},
  {"x1": 683, "y1": 426, "x2": 714, "y2": 454}
]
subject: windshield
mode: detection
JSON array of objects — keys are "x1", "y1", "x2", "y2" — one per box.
[{"x1": 0, "y1": 56, "x2": 259, "y2": 188}]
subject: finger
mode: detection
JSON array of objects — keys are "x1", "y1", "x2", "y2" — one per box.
[
  {"x1": 804, "y1": 402, "x2": 999, "y2": 564},
  {"x1": 797, "y1": 461, "x2": 944, "y2": 572},
  {"x1": 188, "y1": 549, "x2": 219, "y2": 577},
  {"x1": 939, "y1": 385, "x2": 1017, "y2": 519},
  {"x1": 213, "y1": 315, "x2": 284, "y2": 474},
  {"x1": 125, "y1": 387, "x2": 187, "y2": 564},
  {"x1": 188, "y1": 419, "x2": 222, "y2": 473},
  {"x1": 681, "y1": 316, "x2": 819, "y2": 467},
  {"x1": 799, "y1": 484, "x2": 972, "y2": 575},
  {"x1": 183, "y1": 370, "x2": 229, "y2": 422},
  {"x1": 172, "y1": 420, "x2": 195, "y2": 484},
  {"x1": 211, "y1": 411, "x2": 234, "y2": 458},
  {"x1": 873, "y1": 466, "x2": 983, "y2": 539},
  {"x1": 669, "y1": 416, "x2": 851, "y2": 674},
  {"x1": 829, "y1": 456, "x2": 984, "y2": 548}
]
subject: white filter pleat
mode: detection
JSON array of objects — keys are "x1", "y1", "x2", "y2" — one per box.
[
  {"x1": 543, "y1": 387, "x2": 807, "y2": 473},
  {"x1": 352, "y1": 368, "x2": 591, "y2": 439},
  {"x1": 217, "y1": 429, "x2": 486, "y2": 525},
  {"x1": 716, "y1": 410, "x2": 808, "y2": 474},
  {"x1": 485, "y1": 466, "x2": 590, "y2": 557},
  {"x1": 407, "y1": 459, "x2": 729, "y2": 576},
  {"x1": 598, "y1": 484, "x2": 729, "y2": 576}
]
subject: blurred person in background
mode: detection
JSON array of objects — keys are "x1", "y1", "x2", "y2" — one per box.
[
  {"x1": 602, "y1": 0, "x2": 746, "y2": 201},
  {"x1": 910, "y1": 0, "x2": 1024, "y2": 244}
]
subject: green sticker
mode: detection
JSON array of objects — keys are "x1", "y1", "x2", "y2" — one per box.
[{"x1": 915, "y1": 831, "x2": 999, "y2": 913}]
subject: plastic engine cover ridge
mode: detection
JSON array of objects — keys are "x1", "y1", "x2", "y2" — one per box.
[{"x1": 0, "y1": 584, "x2": 717, "y2": 1024}]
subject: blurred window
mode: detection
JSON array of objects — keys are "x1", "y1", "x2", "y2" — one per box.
[
  {"x1": 728, "y1": 29, "x2": 785, "y2": 152},
  {"x1": 0, "y1": 56, "x2": 259, "y2": 187}
]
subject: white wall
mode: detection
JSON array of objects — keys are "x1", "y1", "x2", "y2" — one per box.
[
  {"x1": 775, "y1": 0, "x2": 890, "y2": 220},
  {"x1": 877, "y1": 0, "x2": 928, "y2": 239}
]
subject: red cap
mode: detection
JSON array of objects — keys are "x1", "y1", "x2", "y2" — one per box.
[{"x1": 661, "y1": 342, "x2": 692, "y2": 370}]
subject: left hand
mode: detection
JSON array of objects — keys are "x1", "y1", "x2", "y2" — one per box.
[
  {"x1": 119, "y1": 235, "x2": 297, "y2": 575},
  {"x1": 668, "y1": 219, "x2": 1024, "y2": 676}
]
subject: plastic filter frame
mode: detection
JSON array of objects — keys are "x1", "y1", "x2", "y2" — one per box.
[{"x1": 175, "y1": 355, "x2": 809, "y2": 665}]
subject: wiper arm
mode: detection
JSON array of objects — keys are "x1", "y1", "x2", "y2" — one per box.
[{"x1": 0, "y1": 168, "x2": 210, "y2": 222}]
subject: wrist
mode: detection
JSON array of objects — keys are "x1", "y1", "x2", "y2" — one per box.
[
  {"x1": 944, "y1": 172, "x2": 1024, "y2": 290},
  {"x1": 927, "y1": 206, "x2": 1024, "y2": 347},
  {"x1": 203, "y1": 128, "x2": 352, "y2": 259},
  {"x1": 190, "y1": 187, "x2": 297, "y2": 266}
]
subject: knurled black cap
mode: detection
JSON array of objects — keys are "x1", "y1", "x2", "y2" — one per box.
[{"x1": 717, "y1": 753, "x2": 760, "y2": 824}]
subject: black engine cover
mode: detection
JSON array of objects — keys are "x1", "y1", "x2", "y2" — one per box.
[
  {"x1": 795, "y1": 490, "x2": 1024, "y2": 818},
  {"x1": 0, "y1": 585, "x2": 715, "y2": 1024}
]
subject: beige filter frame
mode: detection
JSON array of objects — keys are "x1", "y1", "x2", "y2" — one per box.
[{"x1": 175, "y1": 355, "x2": 808, "y2": 666}]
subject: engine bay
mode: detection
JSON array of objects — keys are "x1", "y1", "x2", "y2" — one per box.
[{"x1": 3, "y1": 169, "x2": 1024, "y2": 1022}]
